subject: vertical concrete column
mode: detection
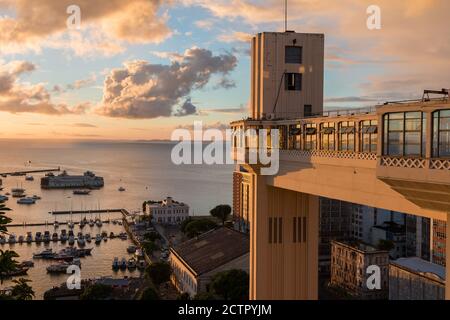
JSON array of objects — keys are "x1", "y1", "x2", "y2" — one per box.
[
  {"x1": 446, "y1": 213, "x2": 450, "y2": 300},
  {"x1": 249, "y1": 171, "x2": 319, "y2": 300}
]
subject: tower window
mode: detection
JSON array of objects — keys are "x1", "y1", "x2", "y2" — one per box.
[
  {"x1": 285, "y1": 73, "x2": 302, "y2": 91},
  {"x1": 285, "y1": 46, "x2": 302, "y2": 64}
]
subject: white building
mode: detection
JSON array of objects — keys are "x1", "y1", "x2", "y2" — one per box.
[{"x1": 145, "y1": 197, "x2": 189, "y2": 225}]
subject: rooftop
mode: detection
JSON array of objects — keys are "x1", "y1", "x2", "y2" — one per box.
[
  {"x1": 170, "y1": 227, "x2": 249, "y2": 276},
  {"x1": 391, "y1": 257, "x2": 445, "y2": 282}
]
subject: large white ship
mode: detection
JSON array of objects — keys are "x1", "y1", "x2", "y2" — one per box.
[{"x1": 40, "y1": 170, "x2": 104, "y2": 189}]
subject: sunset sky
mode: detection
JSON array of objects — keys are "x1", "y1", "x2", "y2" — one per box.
[{"x1": 0, "y1": 0, "x2": 448, "y2": 140}]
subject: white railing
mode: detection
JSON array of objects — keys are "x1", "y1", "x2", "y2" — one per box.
[
  {"x1": 380, "y1": 156, "x2": 426, "y2": 169},
  {"x1": 430, "y1": 159, "x2": 450, "y2": 170}
]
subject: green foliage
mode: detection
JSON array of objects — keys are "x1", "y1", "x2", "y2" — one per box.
[
  {"x1": 144, "y1": 231, "x2": 161, "y2": 242},
  {"x1": 180, "y1": 217, "x2": 193, "y2": 233},
  {"x1": 210, "y1": 205, "x2": 232, "y2": 226},
  {"x1": 184, "y1": 219, "x2": 217, "y2": 238},
  {"x1": 140, "y1": 286, "x2": 160, "y2": 300},
  {"x1": 142, "y1": 241, "x2": 159, "y2": 255},
  {"x1": 194, "y1": 292, "x2": 216, "y2": 300},
  {"x1": 145, "y1": 262, "x2": 172, "y2": 286},
  {"x1": 0, "y1": 204, "x2": 12, "y2": 234},
  {"x1": 177, "y1": 292, "x2": 191, "y2": 300},
  {"x1": 80, "y1": 283, "x2": 113, "y2": 300},
  {"x1": 210, "y1": 269, "x2": 249, "y2": 300},
  {"x1": 377, "y1": 239, "x2": 395, "y2": 251},
  {"x1": 11, "y1": 278, "x2": 34, "y2": 300}
]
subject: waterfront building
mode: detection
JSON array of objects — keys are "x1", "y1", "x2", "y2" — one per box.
[
  {"x1": 168, "y1": 227, "x2": 249, "y2": 298},
  {"x1": 330, "y1": 240, "x2": 389, "y2": 300},
  {"x1": 144, "y1": 197, "x2": 189, "y2": 225},
  {"x1": 230, "y1": 30, "x2": 450, "y2": 299},
  {"x1": 40, "y1": 170, "x2": 104, "y2": 189},
  {"x1": 390, "y1": 257, "x2": 445, "y2": 300}
]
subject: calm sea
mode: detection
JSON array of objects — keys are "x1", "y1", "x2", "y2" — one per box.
[{"x1": 0, "y1": 139, "x2": 233, "y2": 299}]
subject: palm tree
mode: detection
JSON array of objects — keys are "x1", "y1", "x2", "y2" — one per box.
[
  {"x1": 0, "y1": 203, "x2": 12, "y2": 234},
  {"x1": 11, "y1": 278, "x2": 34, "y2": 300},
  {"x1": 0, "y1": 250, "x2": 19, "y2": 284}
]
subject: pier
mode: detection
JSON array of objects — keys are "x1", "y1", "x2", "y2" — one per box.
[
  {"x1": 50, "y1": 209, "x2": 131, "y2": 216},
  {"x1": 0, "y1": 167, "x2": 61, "y2": 177}
]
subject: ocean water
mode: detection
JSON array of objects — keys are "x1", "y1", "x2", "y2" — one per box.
[{"x1": 0, "y1": 139, "x2": 233, "y2": 299}]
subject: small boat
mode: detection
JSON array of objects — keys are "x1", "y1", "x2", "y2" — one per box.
[
  {"x1": 18, "y1": 235, "x2": 24, "y2": 244},
  {"x1": 118, "y1": 187, "x2": 126, "y2": 192},
  {"x1": 89, "y1": 219, "x2": 95, "y2": 227},
  {"x1": 95, "y1": 219, "x2": 102, "y2": 227},
  {"x1": 0, "y1": 236, "x2": 5, "y2": 245},
  {"x1": 11, "y1": 188, "x2": 26, "y2": 198},
  {"x1": 68, "y1": 221, "x2": 74, "y2": 229},
  {"x1": 60, "y1": 229, "x2": 68, "y2": 242},
  {"x1": 112, "y1": 220, "x2": 117, "y2": 225},
  {"x1": 45, "y1": 172, "x2": 54, "y2": 177},
  {"x1": 20, "y1": 261, "x2": 34, "y2": 268},
  {"x1": 109, "y1": 232, "x2": 115, "y2": 238},
  {"x1": 43, "y1": 231, "x2": 51, "y2": 243},
  {"x1": 1, "y1": 174, "x2": 6, "y2": 178},
  {"x1": 95, "y1": 234, "x2": 102, "y2": 244},
  {"x1": 17, "y1": 197, "x2": 35, "y2": 205},
  {"x1": 47, "y1": 259, "x2": 81, "y2": 274},
  {"x1": 52, "y1": 233, "x2": 58, "y2": 242},
  {"x1": 68, "y1": 236, "x2": 75, "y2": 246},
  {"x1": 31, "y1": 195, "x2": 41, "y2": 200},
  {"x1": 79, "y1": 219, "x2": 86, "y2": 229},
  {"x1": 1, "y1": 266, "x2": 29, "y2": 277},
  {"x1": 0, "y1": 195, "x2": 9, "y2": 202},
  {"x1": 77, "y1": 235, "x2": 85, "y2": 247},
  {"x1": 73, "y1": 190, "x2": 91, "y2": 195},
  {"x1": 35, "y1": 232, "x2": 42, "y2": 243},
  {"x1": 118, "y1": 233, "x2": 127, "y2": 240},
  {"x1": 127, "y1": 245, "x2": 137, "y2": 254},
  {"x1": 8, "y1": 234, "x2": 16, "y2": 244},
  {"x1": 117, "y1": 221, "x2": 123, "y2": 226},
  {"x1": 119, "y1": 258, "x2": 127, "y2": 270},
  {"x1": 26, "y1": 232, "x2": 33, "y2": 243},
  {"x1": 33, "y1": 249, "x2": 55, "y2": 259},
  {"x1": 54, "y1": 221, "x2": 59, "y2": 229},
  {"x1": 25, "y1": 176, "x2": 34, "y2": 181},
  {"x1": 112, "y1": 257, "x2": 119, "y2": 270},
  {"x1": 85, "y1": 233, "x2": 91, "y2": 243},
  {"x1": 127, "y1": 258, "x2": 137, "y2": 270}
]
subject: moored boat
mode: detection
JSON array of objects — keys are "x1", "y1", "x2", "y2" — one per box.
[{"x1": 112, "y1": 257, "x2": 119, "y2": 270}]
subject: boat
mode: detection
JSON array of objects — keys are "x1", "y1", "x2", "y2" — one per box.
[
  {"x1": 8, "y1": 234, "x2": 16, "y2": 244},
  {"x1": 18, "y1": 235, "x2": 24, "y2": 244},
  {"x1": 1, "y1": 174, "x2": 6, "y2": 178},
  {"x1": 0, "y1": 236, "x2": 5, "y2": 244},
  {"x1": 53, "y1": 221, "x2": 59, "y2": 228},
  {"x1": 26, "y1": 232, "x2": 33, "y2": 243},
  {"x1": 118, "y1": 187, "x2": 126, "y2": 192},
  {"x1": 68, "y1": 221, "x2": 74, "y2": 229},
  {"x1": 0, "y1": 195, "x2": 9, "y2": 202},
  {"x1": 33, "y1": 249, "x2": 55, "y2": 259},
  {"x1": 95, "y1": 234, "x2": 102, "y2": 244},
  {"x1": 47, "y1": 259, "x2": 81, "y2": 274},
  {"x1": 118, "y1": 232, "x2": 127, "y2": 240},
  {"x1": 127, "y1": 245, "x2": 137, "y2": 254},
  {"x1": 31, "y1": 195, "x2": 41, "y2": 200},
  {"x1": 117, "y1": 221, "x2": 123, "y2": 226},
  {"x1": 20, "y1": 261, "x2": 34, "y2": 268},
  {"x1": 95, "y1": 219, "x2": 102, "y2": 227},
  {"x1": 119, "y1": 258, "x2": 127, "y2": 270},
  {"x1": 112, "y1": 257, "x2": 119, "y2": 270},
  {"x1": 11, "y1": 188, "x2": 26, "y2": 198},
  {"x1": 17, "y1": 197, "x2": 35, "y2": 205},
  {"x1": 109, "y1": 232, "x2": 115, "y2": 238},
  {"x1": 85, "y1": 233, "x2": 91, "y2": 243},
  {"x1": 0, "y1": 266, "x2": 29, "y2": 278},
  {"x1": 52, "y1": 233, "x2": 58, "y2": 242},
  {"x1": 45, "y1": 172, "x2": 54, "y2": 177},
  {"x1": 127, "y1": 258, "x2": 137, "y2": 270},
  {"x1": 89, "y1": 219, "x2": 95, "y2": 227},
  {"x1": 60, "y1": 229, "x2": 67, "y2": 242},
  {"x1": 77, "y1": 235, "x2": 85, "y2": 247},
  {"x1": 41, "y1": 170, "x2": 104, "y2": 189},
  {"x1": 73, "y1": 190, "x2": 91, "y2": 195},
  {"x1": 35, "y1": 232, "x2": 42, "y2": 243},
  {"x1": 25, "y1": 176, "x2": 34, "y2": 181},
  {"x1": 68, "y1": 235, "x2": 75, "y2": 246},
  {"x1": 112, "y1": 220, "x2": 117, "y2": 225},
  {"x1": 79, "y1": 219, "x2": 86, "y2": 229},
  {"x1": 43, "y1": 231, "x2": 51, "y2": 243}
]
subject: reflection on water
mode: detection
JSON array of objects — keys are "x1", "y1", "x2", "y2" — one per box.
[{"x1": 0, "y1": 140, "x2": 233, "y2": 299}]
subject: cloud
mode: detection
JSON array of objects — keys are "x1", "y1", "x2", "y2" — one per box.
[
  {"x1": 0, "y1": 60, "x2": 89, "y2": 115},
  {"x1": 66, "y1": 75, "x2": 96, "y2": 90},
  {"x1": 324, "y1": 96, "x2": 379, "y2": 103},
  {"x1": 0, "y1": 0, "x2": 171, "y2": 56},
  {"x1": 97, "y1": 47, "x2": 237, "y2": 119},
  {"x1": 218, "y1": 31, "x2": 252, "y2": 43},
  {"x1": 71, "y1": 123, "x2": 98, "y2": 128},
  {"x1": 174, "y1": 98, "x2": 198, "y2": 116},
  {"x1": 176, "y1": 121, "x2": 229, "y2": 131}
]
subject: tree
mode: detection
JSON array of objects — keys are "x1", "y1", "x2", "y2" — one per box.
[
  {"x1": 80, "y1": 283, "x2": 113, "y2": 300},
  {"x1": 210, "y1": 269, "x2": 249, "y2": 300},
  {"x1": 140, "y1": 286, "x2": 160, "y2": 300},
  {"x1": 184, "y1": 219, "x2": 217, "y2": 238},
  {"x1": 180, "y1": 217, "x2": 192, "y2": 233},
  {"x1": 144, "y1": 231, "x2": 161, "y2": 242},
  {"x1": 145, "y1": 262, "x2": 172, "y2": 286},
  {"x1": 210, "y1": 205, "x2": 231, "y2": 226},
  {"x1": 11, "y1": 278, "x2": 34, "y2": 300},
  {"x1": 142, "y1": 241, "x2": 159, "y2": 255},
  {"x1": 177, "y1": 292, "x2": 191, "y2": 300},
  {"x1": 0, "y1": 250, "x2": 20, "y2": 283},
  {"x1": 377, "y1": 239, "x2": 395, "y2": 251},
  {"x1": 0, "y1": 203, "x2": 12, "y2": 234}
]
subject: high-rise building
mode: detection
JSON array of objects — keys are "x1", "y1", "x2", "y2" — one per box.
[
  {"x1": 432, "y1": 219, "x2": 446, "y2": 266},
  {"x1": 250, "y1": 32, "x2": 324, "y2": 120}
]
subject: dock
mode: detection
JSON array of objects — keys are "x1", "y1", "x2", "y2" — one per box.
[
  {"x1": 0, "y1": 167, "x2": 61, "y2": 176},
  {"x1": 7, "y1": 220, "x2": 116, "y2": 228},
  {"x1": 50, "y1": 209, "x2": 130, "y2": 216}
]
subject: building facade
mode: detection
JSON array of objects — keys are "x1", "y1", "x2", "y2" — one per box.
[
  {"x1": 169, "y1": 228, "x2": 249, "y2": 297},
  {"x1": 432, "y1": 219, "x2": 446, "y2": 266},
  {"x1": 390, "y1": 257, "x2": 445, "y2": 300},
  {"x1": 145, "y1": 197, "x2": 189, "y2": 225},
  {"x1": 330, "y1": 240, "x2": 389, "y2": 299}
]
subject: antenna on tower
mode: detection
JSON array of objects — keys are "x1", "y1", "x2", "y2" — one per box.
[{"x1": 284, "y1": 0, "x2": 288, "y2": 31}]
